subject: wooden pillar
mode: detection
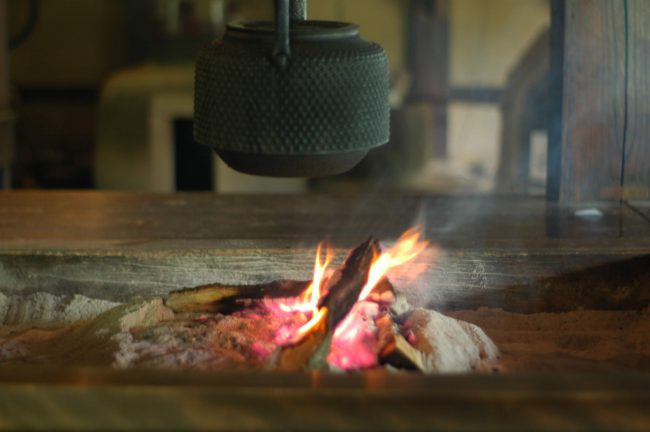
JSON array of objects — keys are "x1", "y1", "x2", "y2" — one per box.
[
  {"x1": 548, "y1": 0, "x2": 650, "y2": 205},
  {"x1": 0, "y1": 0, "x2": 14, "y2": 188},
  {"x1": 406, "y1": 0, "x2": 449, "y2": 159}
]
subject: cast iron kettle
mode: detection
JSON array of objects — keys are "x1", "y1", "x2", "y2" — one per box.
[{"x1": 194, "y1": 0, "x2": 390, "y2": 177}]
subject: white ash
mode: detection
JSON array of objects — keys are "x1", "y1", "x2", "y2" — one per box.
[
  {"x1": 116, "y1": 298, "x2": 174, "y2": 332},
  {"x1": 112, "y1": 306, "x2": 283, "y2": 370},
  {"x1": 0, "y1": 340, "x2": 27, "y2": 361},
  {"x1": 401, "y1": 308, "x2": 499, "y2": 373},
  {"x1": 0, "y1": 290, "x2": 501, "y2": 374},
  {"x1": 0, "y1": 291, "x2": 121, "y2": 325},
  {"x1": 390, "y1": 292, "x2": 413, "y2": 317},
  {"x1": 113, "y1": 331, "x2": 217, "y2": 369},
  {"x1": 111, "y1": 299, "x2": 215, "y2": 369},
  {"x1": 0, "y1": 293, "x2": 8, "y2": 324}
]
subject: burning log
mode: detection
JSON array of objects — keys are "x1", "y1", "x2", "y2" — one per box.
[
  {"x1": 165, "y1": 280, "x2": 310, "y2": 314},
  {"x1": 375, "y1": 313, "x2": 432, "y2": 372},
  {"x1": 276, "y1": 238, "x2": 380, "y2": 370},
  {"x1": 162, "y1": 228, "x2": 496, "y2": 374},
  {"x1": 365, "y1": 277, "x2": 396, "y2": 305},
  {"x1": 274, "y1": 317, "x2": 329, "y2": 371},
  {"x1": 320, "y1": 238, "x2": 379, "y2": 330}
]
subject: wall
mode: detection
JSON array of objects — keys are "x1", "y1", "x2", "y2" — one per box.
[
  {"x1": 6, "y1": 0, "x2": 550, "y2": 192},
  {"x1": 9, "y1": 0, "x2": 127, "y2": 86},
  {"x1": 237, "y1": 0, "x2": 407, "y2": 77},
  {"x1": 234, "y1": 0, "x2": 549, "y2": 192},
  {"x1": 8, "y1": 0, "x2": 128, "y2": 187},
  {"x1": 448, "y1": 0, "x2": 548, "y2": 189}
]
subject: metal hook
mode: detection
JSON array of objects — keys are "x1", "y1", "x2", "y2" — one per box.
[{"x1": 273, "y1": 0, "x2": 307, "y2": 68}]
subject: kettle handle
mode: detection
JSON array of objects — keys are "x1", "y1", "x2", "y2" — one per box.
[
  {"x1": 290, "y1": 0, "x2": 307, "y2": 21},
  {"x1": 273, "y1": 0, "x2": 307, "y2": 68}
]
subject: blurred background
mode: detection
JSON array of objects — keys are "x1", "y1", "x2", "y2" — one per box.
[{"x1": 3, "y1": 0, "x2": 550, "y2": 195}]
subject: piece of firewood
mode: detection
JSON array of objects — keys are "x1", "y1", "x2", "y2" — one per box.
[
  {"x1": 275, "y1": 318, "x2": 328, "y2": 371},
  {"x1": 365, "y1": 277, "x2": 395, "y2": 305},
  {"x1": 375, "y1": 312, "x2": 432, "y2": 372},
  {"x1": 165, "y1": 280, "x2": 310, "y2": 314},
  {"x1": 276, "y1": 237, "x2": 381, "y2": 370},
  {"x1": 320, "y1": 237, "x2": 380, "y2": 329}
]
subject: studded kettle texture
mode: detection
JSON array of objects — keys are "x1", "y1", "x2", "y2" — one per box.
[{"x1": 194, "y1": 34, "x2": 390, "y2": 156}]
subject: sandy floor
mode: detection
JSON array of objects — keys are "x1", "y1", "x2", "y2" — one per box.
[
  {"x1": 447, "y1": 307, "x2": 650, "y2": 372},
  {"x1": 1, "y1": 293, "x2": 649, "y2": 373}
]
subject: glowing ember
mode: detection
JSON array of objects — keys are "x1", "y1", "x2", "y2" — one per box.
[
  {"x1": 272, "y1": 226, "x2": 430, "y2": 370},
  {"x1": 278, "y1": 243, "x2": 332, "y2": 314},
  {"x1": 296, "y1": 306, "x2": 328, "y2": 337},
  {"x1": 291, "y1": 243, "x2": 332, "y2": 340},
  {"x1": 269, "y1": 243, "x2": 332, "y2": 344},
  {"x1": 359, "y1": 227, "x2": 428, "y2": 301},
  {"x1": 327, "y1": 228, "x2": 428, "y2": 370},
  {"x1": 328, "y1": 301, "x2": 380, "y2": 369}
]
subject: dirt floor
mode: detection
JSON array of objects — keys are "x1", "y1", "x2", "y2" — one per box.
[
  {"x1": 1, "y1": 291, "x2": 649, "y2": 373},
  {"x1": 447, "y1": 307, "x2": 650, "y2": 372}
]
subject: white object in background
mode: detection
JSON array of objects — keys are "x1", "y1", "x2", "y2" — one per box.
[
  {"x1": 96, "y1": 65, "x2": 306, "y2": 193},
  {"x1": 214, "y1": 159, "x2": 306, "y2": 194},
  {"x1": 529, "y1": 131, "x2": 547, "y2": 185},
  {"x1": 574, "y1": 208, "x2": 604, "y2": 220}
]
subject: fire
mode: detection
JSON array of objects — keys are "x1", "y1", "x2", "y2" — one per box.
[
  {"x1": 274, "y1": 227, "x2": 429, "y2": 357},
  {"x1": 328, "y1": 228, "x2": 428, "y2": 368},
  {"x1": 271, "y1": 243, "x2": 333, "y2": 344},
  {"x1": 359, "y1": 227, "x2": 429, "y2": 301},
  {"x1": 279, "y1": 243, "x2": 332, "y2": 314},
  {"x1": 292, "y1": 243, "x2": 332, "y2": 338}
]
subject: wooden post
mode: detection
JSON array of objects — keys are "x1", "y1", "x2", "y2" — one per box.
[
  {"x1": 548, "y1": 0, "x2": 650, "y2": 205},
  {"x1": 406, "y1": 0, "x2": 449, "y2": 159},
  {"x1": 0, "y1": 0, "x2": 14, "y2": 188}
]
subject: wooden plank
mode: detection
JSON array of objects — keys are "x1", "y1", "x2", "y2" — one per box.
[
  {"x1": 0, "y1": 368, "x2": 650, "y2": 430},
  {"x1": 560, "y1": 0, "x2": 626, "y2": 204},
  {"x1": 0, "y1": 191, "x2": 648, "y2": 247},
  {"x1": 550, "y1": 0, "x2": 650, "y2": 204},
  {"x1": 0, "y1": 192, "x2": 648, "y2": 311},
  {"x1": 1, "y1": 248, "x2": 649, "y2": 312},
  {"x1": 625, "y1": 1, "x2": 650, "y2": 196},
  {"x1": 0, "y1": 0, "x2": 14, "y2": 174},
  {"x1": 407, "y1": 0, "x2": 449, "y2": 158},
  {"x1": 547, "y1": 0, "x2": 565, "y2": 201}
]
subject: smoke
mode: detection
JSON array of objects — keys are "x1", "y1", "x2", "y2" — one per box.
[{"x1": 385, "y1": 197, "x2": 503, "y2": 311}]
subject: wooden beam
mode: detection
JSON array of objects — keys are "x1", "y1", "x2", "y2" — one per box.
[
  {"x1": 497, "y1": 29, "x2": 549, "y2": 194},
  {"x1": 1, "y1": 369, "x2": 650, "y2": 430},
  {"x1": 0, "y1": 193, "x2": 648, "y2": 312},
  {"x1": 624, "y1": 0, "x2": 650, "y2": 196},
  {"x1": 549, "y1": 0, "x2": 650, "y2": 204},
  {"x1": 406, "y1": 0, "x2": 449, "y2": 158},
  {"x1": 0, "y1": 0, "x2": 14, "y2": 187},
  {"x1": 547, "y1": 0, "x2": 565, "y2": 202}
]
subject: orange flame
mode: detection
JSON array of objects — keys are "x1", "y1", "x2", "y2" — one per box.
[
  {"x1": 279, "y1": 243, "x2": 332, "y2": 314},
  {"x1": 358, "y1": 226, "x2": 428, "y2": 301},
  {"x1": 296, "y1": 306, "x2": 328, "y2": 336},
  {"x1": 277, "y1": 227, "x2": 429, "y2": 348},
  {"x1": 291, "y1": 243, "x2": 332, "y2": 339}
]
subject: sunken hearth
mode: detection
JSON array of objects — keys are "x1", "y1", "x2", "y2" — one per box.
[
  {"x1": 1, "y1": 229, "x2": 649, "y2": 374},
  {"x1": 0, "y1": 229, "x2": 502, "y2": 373}
]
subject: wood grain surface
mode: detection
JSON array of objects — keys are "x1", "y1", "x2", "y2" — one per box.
[
  {"x1": 554, "y1": 0, "x2": 650, "y2": 204},
  {"x1": 0, "y1": 191, "x2": 649, "y2": 430},
  {"x1": 0, "y1": 191, "x2": 648, "y2": 311},
  {"x1": 625, "y1": 0, "x2": 650, "y2": 192},
  {"x1": 560, "y1": 0, "x2": 626, "y2": 203},
  {"x1": 0, "y1": 368, "x2": 649, "y2": 431}
]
